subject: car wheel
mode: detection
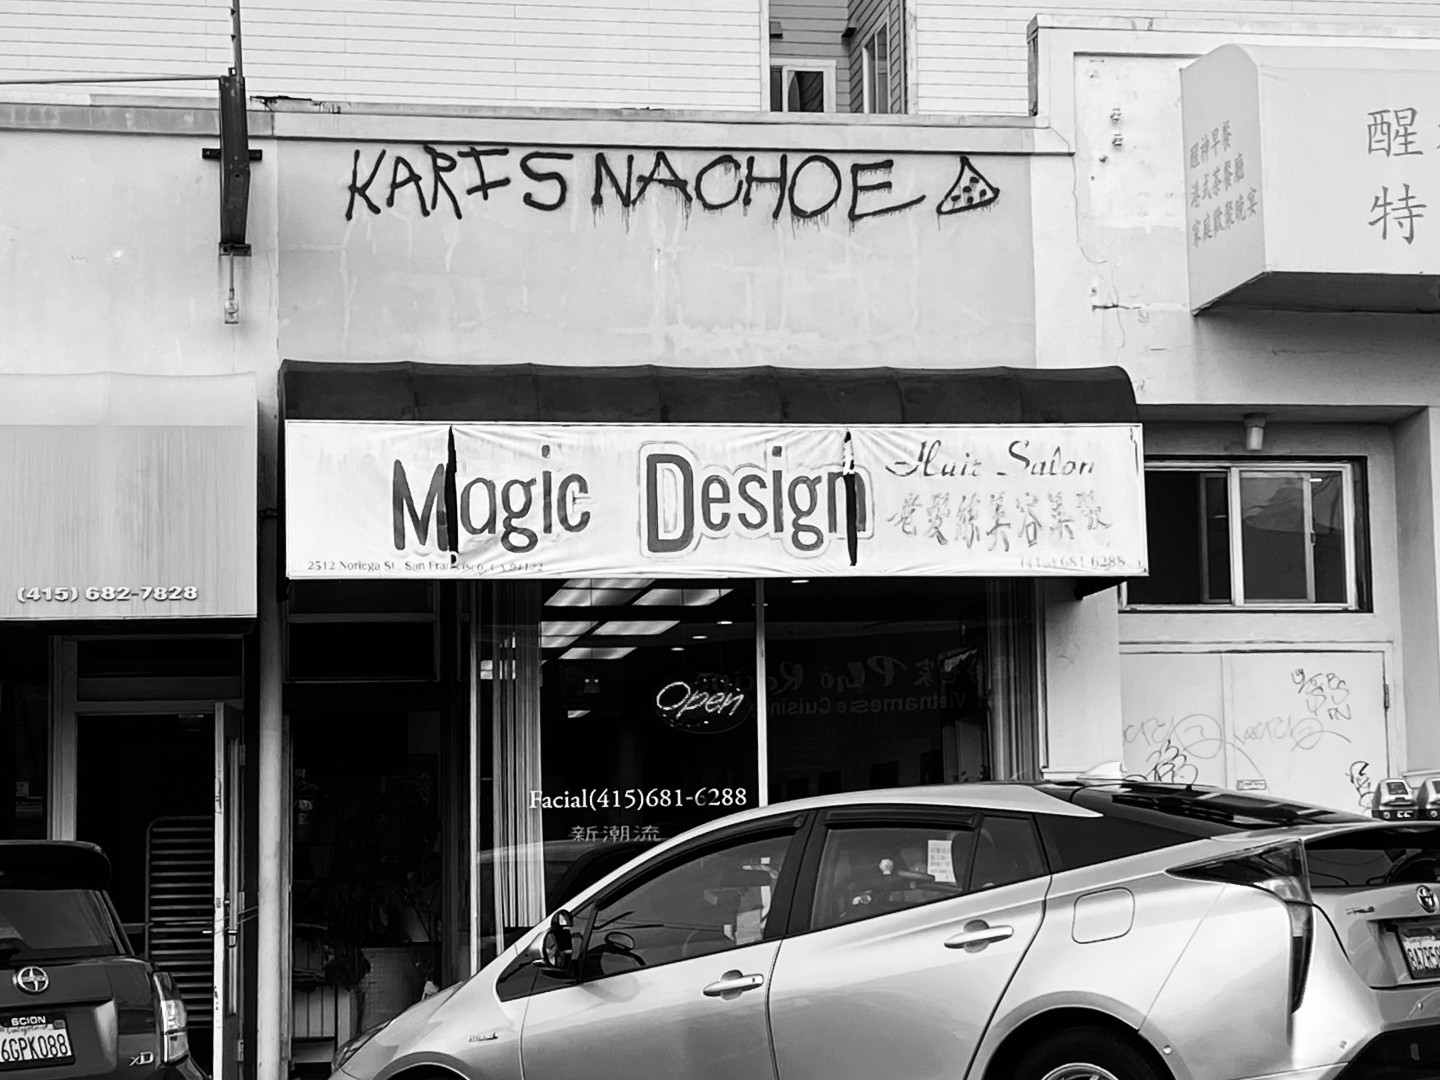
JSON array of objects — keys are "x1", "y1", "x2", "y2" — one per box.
[{"x1": 1011, "y1": 1027, "x2": 1167, "y2": 1080}]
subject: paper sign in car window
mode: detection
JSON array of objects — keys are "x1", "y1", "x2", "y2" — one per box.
[{"x1": 927, "y1": 839, "x2": 956, "y2": 884}]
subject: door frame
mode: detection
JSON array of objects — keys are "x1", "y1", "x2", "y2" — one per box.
[
  {"x1": 49, "y1": 637, "x2": 245, "y2": 839},
  {"x1": 214, "y1": 703, "x2": 244, "y2": 1080},
  {"x1": 48, "y1": 637, "x2": 247, "y2": 1075}
]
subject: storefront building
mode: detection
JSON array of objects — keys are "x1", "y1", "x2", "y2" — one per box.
[
  {"x1": 8, "y1": 14, "x2": 1440, "y2": 1080},
  {"x1": 268, "y1": 116, "x2": 1148, "y2": 1046}
]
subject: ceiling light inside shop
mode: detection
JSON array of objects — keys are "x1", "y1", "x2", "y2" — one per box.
[
  {"x1": 561, "y1": 646, "x2": 637, "y2": 661},
  {"x1": 540, "y1": 620, "x2": 597, "y2": 649},
  {"x1": 567, "y1": 709, "x2": 591, "y2": 719},
  {"x1": 546, "y1": 578, "x2": 653, "y2": 608},
  {"x1": 634, "y1": 587, "x2": 732, "y2": 607},
  {"x1": 593, "y1": 619, "x2": 679, "y2": 636}
]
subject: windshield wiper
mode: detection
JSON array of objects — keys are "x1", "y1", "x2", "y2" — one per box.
[{"x1": 0, "y1": 932, "x2": 28, "y2": 961}]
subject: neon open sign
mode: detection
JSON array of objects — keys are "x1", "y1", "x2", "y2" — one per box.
[{"x1": 653, "y1": 675, "x2": 752, "y2": 734}]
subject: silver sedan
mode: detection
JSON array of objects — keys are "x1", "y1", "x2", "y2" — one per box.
[{"x1": 330, "y1": 780, "x2": 1440, "y2": 1080}]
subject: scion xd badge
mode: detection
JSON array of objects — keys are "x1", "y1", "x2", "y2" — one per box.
[
  {"x1": 14, "y1": 966, "x2": 49, "y2": 994},
  {"x1": 1420, "y1": 886, "x2": 1439, "y2": 914}
]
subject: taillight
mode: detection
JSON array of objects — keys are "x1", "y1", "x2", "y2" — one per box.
[
  {"x1": 152, "y1": 971, "x2": 190, "y2": 1064},
  {"x1": 1169, "y1": 840, "x2": 1315, "y2": 1011}
]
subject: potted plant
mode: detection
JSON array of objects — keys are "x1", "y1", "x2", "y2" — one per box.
[{"x1": 314, "y1": 786, "x2": 441, "y2": 1026}]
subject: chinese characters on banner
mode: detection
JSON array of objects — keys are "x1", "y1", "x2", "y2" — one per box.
[
  {"x1": 1187, "y1": 118, "x2": 1259, "y2": 249},
  {"x1": 1367, "y1": 107, "x2": 1428, "y2": 244}
]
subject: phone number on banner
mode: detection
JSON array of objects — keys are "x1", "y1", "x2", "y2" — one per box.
[
  {"x1": 528, "y1": 788, "x2": 749, "y2": 811},
  {"x1": 16, "y1": 586, "x2": 199, "y2": 604}
]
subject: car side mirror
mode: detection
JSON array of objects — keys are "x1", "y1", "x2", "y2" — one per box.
[{"x1": 536, "y1": 909, "x2": 575, "y2": 974}]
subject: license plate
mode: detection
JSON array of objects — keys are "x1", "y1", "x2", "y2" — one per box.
[
  {"x1": 1399, "y1": 923, "x2": 1440, "y2": 979},
  {"x1": 0, "y1": 1015, "x2": 73, "y2": 1069}
]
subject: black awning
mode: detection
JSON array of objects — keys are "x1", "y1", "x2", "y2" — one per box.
[{"x1": 279, "y1": 361, "x2": 1138, "y2": 426}]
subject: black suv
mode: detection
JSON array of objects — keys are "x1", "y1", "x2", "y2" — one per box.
[{"x1": 0, "y1": 841, "x2": 206, "y2": 1080}]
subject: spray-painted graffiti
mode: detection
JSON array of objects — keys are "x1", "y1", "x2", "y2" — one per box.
[
  {"x1": 344, "y1": 145, "x2": 1001, "y2": 226},
  {"x1": 1122, "y1": 712, "x2": 1267, "y2": 788},
  {"x1": 1349, "y1": 760, "x2": 1376, "y2": 812}
]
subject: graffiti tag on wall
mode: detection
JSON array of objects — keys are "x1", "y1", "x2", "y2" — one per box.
[{"x1": 344, "y1": 145, "x2": 1001, "y2": 226}]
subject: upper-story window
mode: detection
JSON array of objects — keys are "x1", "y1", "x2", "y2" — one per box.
[
  {"x1": 862, "y1": 25, "x2": 890, "y2": 115},
  {"x1": 770, "y1": 62, "x2": 837, "y2": 113},
  {"x1": 1124, "y1": 461, "x2": 1368, "y2": 609}
]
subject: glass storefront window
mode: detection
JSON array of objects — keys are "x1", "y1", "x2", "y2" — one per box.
[
  {"x1": 480, "y1": 579, "x2": 760, "y2": 962},
  {"x1": 476, "y1": 575, "x2": 1038, "y2": 967},
  {"x1": 764, "y1": 578, "x2": 992, "y2": 798}
]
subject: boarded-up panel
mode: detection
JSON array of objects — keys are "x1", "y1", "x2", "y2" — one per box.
[
  {"x1": 1121, "y1": 652, "x2": 1227, "y2": 787},
  {"x1": 1225, "y1": 652, "x2": 1388, "y2": 815},
  {"x1": 1120, "y1": 649, "x2": 1390, "y2": 813}
]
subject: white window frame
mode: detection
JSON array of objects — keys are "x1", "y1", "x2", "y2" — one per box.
[
  {"x1": 1122, "y1": 460, "x2": 1362, "y2": 612},
  {"x1": 862, "y1": 25, "x2": 889, "y2": 115},
  {"x1": 772, "y1": 60, "x2": 837, "y2": 114}
]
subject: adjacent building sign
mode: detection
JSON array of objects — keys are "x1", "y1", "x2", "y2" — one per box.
[
  {"x1": 1183, "y1": 44, "x2": 1440, "y2": 312},
  {"x1": 1, "y1": 373, "x2": 258, "y2": 620},
  {"x1": 286, "y1": 421, "x2": 1146, "y2": 579}
]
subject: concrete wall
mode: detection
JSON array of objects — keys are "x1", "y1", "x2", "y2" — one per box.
[
  {"x1": 0, "y1": 0, "x2": 766, "y2": 111},
  {"x1": 1028, "y1": 21, "x2": 1440, "y2": 786},
  {"x1": 0, "y1": 105, "x2": 282, "y2": 502},
  {"x1": 272, "y1": 110, "x2": 1035, "y2": 367}
]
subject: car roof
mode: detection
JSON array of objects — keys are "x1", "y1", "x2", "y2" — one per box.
[
  {"x1": 716, "y1": 782, "x2": 1105, "y2": 825},
  {"x1": 0, "y1": 840, "x2": 111, "y2": 889}
]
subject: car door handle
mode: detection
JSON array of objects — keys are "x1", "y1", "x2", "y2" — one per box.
[
  {"x1": 945, "y1": 921, "x2": 1015, "y2": 951},
  {"x1": 702, "y1": 970, "x2": 766, "y2": 998}
]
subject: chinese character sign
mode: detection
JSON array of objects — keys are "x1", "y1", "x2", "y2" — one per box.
[
  {"x1": 1366, "y1": 107, "x2": 1428, "y2": 245},
  {"x1": 1179, "y1": 45, "x2": 1268, "y2": 310},
  {"x1": 285, "y1": 421, "x2": 1148, "y2": 579},
  {"x1": 1183, "y1": 43, "x2": 1440, "y2": 306}
]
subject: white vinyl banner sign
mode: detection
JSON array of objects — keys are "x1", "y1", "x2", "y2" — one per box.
[{"x1": 285, "y1": 421, "x2": 1146, "y2": 579}]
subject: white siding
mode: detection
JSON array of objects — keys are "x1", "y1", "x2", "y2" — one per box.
[
  {"x1": 770, "y1": 0, "x2": 851, "y2": 110},
  {"x1": 914, "y1": 0, "x2": 1440, "y2": 115},
  {"x1": 0, "y1": 0, "x2": 763, "y2": 109}
]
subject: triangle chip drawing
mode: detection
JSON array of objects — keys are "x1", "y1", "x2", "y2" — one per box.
[{"x1": 937, "y1": 156, "x2": 1000, "y2": 215}]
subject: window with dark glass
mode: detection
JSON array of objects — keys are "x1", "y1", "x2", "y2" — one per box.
[
  {"x1": 810, "y1": 814, "x2": 1045, "y2": 930},
  {"x1": 1126, "y1": 463, "x2": 1363, "y2": 608},
  {"x1": 579, "y1": 831, "x2": 791, "y2": 978},
  {"x1": 770, "y1": 66, "x2": 832, "y2": 112},
  {"x1": 764, "y1": 578, "x2": 998, "y2": 800}
]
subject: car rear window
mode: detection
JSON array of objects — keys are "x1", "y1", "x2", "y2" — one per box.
[
  {"x1": 1305, "y1": 828, "x2": 1440, "y2": 889},
  {"x1": 1036, "y1": 783, "x2": 1368, "y2": 872},
  {"x1": 0, "y1": 889, "x2": 123, "y2": 960}
]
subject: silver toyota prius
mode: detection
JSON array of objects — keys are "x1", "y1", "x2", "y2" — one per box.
[{"x1": 330, "y1": 780, "x2": 1440, "y2": 1080}]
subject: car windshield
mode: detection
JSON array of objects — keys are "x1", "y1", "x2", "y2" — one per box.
[{"x1": 0, "y1": 888, "x2": 123, "y2": 961}]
